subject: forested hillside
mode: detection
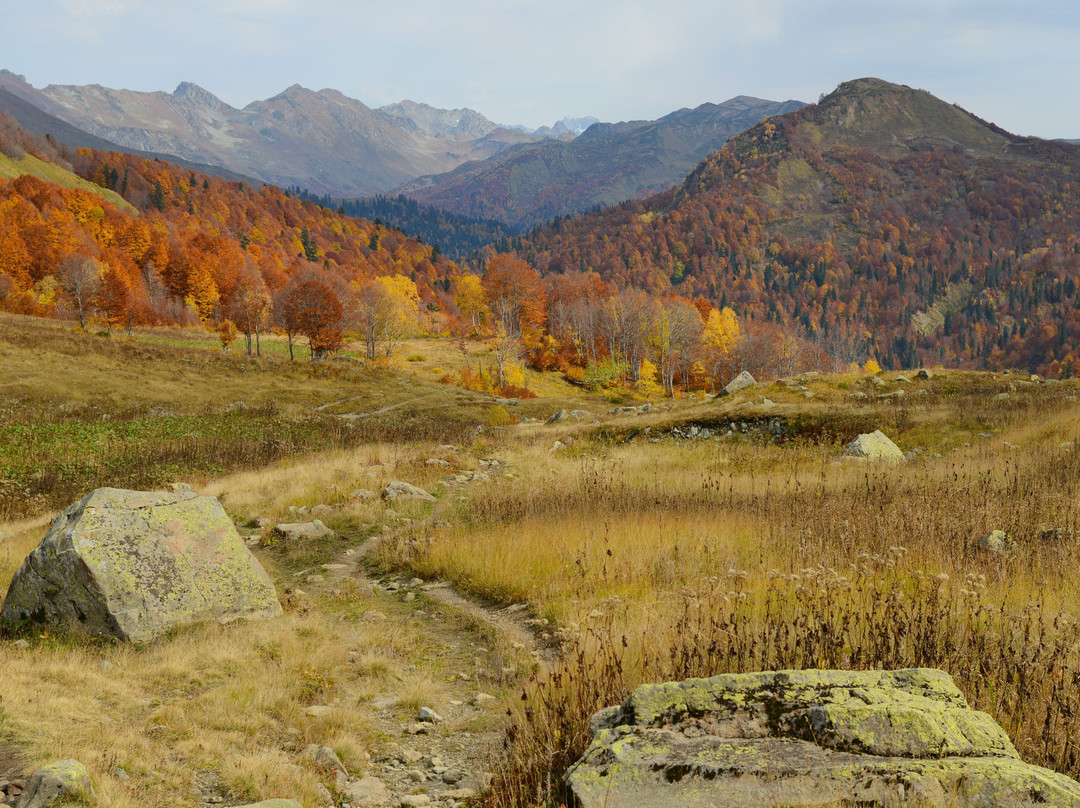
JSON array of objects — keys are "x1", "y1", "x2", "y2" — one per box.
[
  {"x1": 514, "y1": 79, "x2": 1080, "y2": 375},
  {"x1": 294, "y1": 191, "x2": 516, "y2": 262},
  {"x1": 0, "y1": 116, "x2": 460, "y2": 350}
]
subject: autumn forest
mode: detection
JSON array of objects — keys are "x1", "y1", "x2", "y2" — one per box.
[{"x1": 2, "y1": 76, "x2": 1080, "y2": 391}]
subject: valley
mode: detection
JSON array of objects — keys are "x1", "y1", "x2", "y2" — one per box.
[{"x1": 1, "y1": 55, "x2": 1080, "y2": 808}]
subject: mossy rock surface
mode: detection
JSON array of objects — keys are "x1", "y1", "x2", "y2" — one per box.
[
  {"x1": 1, "y1": 487, "x2": 282, "y2": 641},
  {"x1": 567, "y1": 668, "x2": 1080, "y2": 807},
  {"x1": 841, "y1": 429, "x2": 905, "y2": 462}
]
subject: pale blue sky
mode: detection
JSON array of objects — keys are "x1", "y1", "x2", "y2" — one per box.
[{"x1": 7, "y1": 0, "x2": 1080, "y2": 137}]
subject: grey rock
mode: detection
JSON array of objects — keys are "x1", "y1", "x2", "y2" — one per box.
[
  {"x1": 418, "y1": 706, "x2": 443, "y2": 722},
  {"x1": 383, "y1": 481, "x2": 436, "y2": 502},
  {"x1": 313, "y1": 746, "x2": 347, "y2": 775},
  {"x1": 425, "y1": 458, "x2": 450, "y2": 467},
  {"x1": 273, "y1": 520, "x2": 335, "y2": 542},
  {"x1": 1, "y1": 488, "x2": 282, "y2": 642},
  {"x1": 720, "y1": 371, "x2": 756, "y2": 396},
  {"x1": 349, "y1": 488, "x2": 378, "y2": 500},
  {"x1": 236, "y1": 802, "x2": 303, "y2": 808},
  {"x1": 546, "y1": 409, "x2": 568, "y2": 425},
  {"x1": 566, "y1": 668, "x2": 1080, "y2": 808},
  {"x1": 400, "y1": 796, "x2": 431, "y2": 807},
  {"x1": 978, "y1": 530, "x2": 1015, "y2": 554},
  {"x1": 841, "y1": 431, "x2": 905, "y2": 463},
  {"x1": 916, "y1": 369, "x2": 934, "y2": 379},
  {"x1": 16, "y1": 760, "x2": 93, "y2": 808},
  {"x1": 339, "y1": 775, "x2": 391, "y2": 807}
]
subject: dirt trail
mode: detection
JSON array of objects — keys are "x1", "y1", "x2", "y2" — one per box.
[{"x1": 282, "y1": 463, "x2": 557, "y2": 807}]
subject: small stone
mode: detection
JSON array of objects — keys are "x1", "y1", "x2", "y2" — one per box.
[
  {"x1": 362, "y1": 610, "x2": 388, "y2": 621},
  {"x1": 425, "y1": 458, "x2": 450, "y2": 467},
  {"x1": 350, "y1": 489, "x2": 378, "y2": 500},
  {"x1": 442, "y1": 769, "x2": 464, "y2": 785},
  {"x1": 546, "y1": 409, "x2": 568, "y2": 425},
  {"x1": 400, "y1": 796, "x2": 431, "y2": 807},
  {"x1": 382, "y1": 481, "x2": 436, "y2": 502},
  {"x1": 916, "y1": 369, "x2": 933, "y2": 379},
  {"x1": 472, "y1": 692, "x2": 495, "y2": 706},
  {"x1": 304, "y1": 705, "x2": 333, "y2": 718},
  {"x1": 339, "y1": 775, "x2": 391, "y2": 807},
  {"x1": 273, "y1": 520, "x2": 336, "y2": 542},
  {"x1": 978, "y1": 530, "x2": 1014, "y2": 554},
  {"x1": 401, "y1": 750, "x2": 423, "y2": 765},
  {"x1": 314, "y1": 746, "x2": 347, "y2": 775},
  {"x1": 408, "y1": 578, "x2": 424, "y2": 588},
  {"x1": 403, "y1": 592, "x2": 416, "y2": 603},
  {"x1": 418, "y1": 706, "x2": 443, "y2": 723}
]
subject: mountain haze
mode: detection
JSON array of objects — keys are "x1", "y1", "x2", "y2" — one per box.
[
  {"x1": 0, "y1": 71, "x2": 547, "y2": 197},
  {"x1": 399, "y1": 96, "x2": 805, "y2": 228},
  {"x1": 516, "y1": 78, "x2": 1080, "y2": 374}
]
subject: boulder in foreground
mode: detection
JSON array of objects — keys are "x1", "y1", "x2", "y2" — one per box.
[
  {"x1": 566, "y1": 668, "x2": 1080, "y2": 808},
  {"x1": 1, "y1": 487, "x2": 282, "y2": 642},
  {"x1": 16, "y1": 759, "x2": 93, "y2": 808},
  {"x1": 841, "y1": 429, "x2": 905, "y2": 462}
]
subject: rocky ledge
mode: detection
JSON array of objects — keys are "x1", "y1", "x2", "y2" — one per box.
[{"x1": 566, "y1": 668, "x2": 1080, "y2": 807}]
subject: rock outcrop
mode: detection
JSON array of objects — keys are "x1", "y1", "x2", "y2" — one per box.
[
  {"x1": 1, "y1": 487, "x2": 282, "y2": 641},
  {"x1": 841, "y1": 430, "x2": 905, "y2": 462},
  {"x1": 566, "y1": 668, "x2": 1080, "y2": 808},
  {"x1": 16, "y1": 760, "x2": 92, "y2": 808}
]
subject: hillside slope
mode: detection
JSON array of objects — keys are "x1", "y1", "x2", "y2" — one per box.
[
  {"x1": 0, "y1": 85, "x2": 257, "y2": 184},
  {"x1": 0, "y1": 120, "x2": 461, "y2": 326},
  {"x1": 399, "y1": 96, "x2": 804, "y2": 228},
  {"x1": 516, "y1": 78, "x2": 1080, "y2": 374}
]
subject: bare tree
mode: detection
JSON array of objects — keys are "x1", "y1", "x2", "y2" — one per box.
[{"x1": 58, "y1": 255, "x2": 103, "y2": 329}]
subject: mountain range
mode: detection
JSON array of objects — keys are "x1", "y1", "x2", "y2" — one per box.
[
  {"x1": 515, "y1": 78, "x2": 1080, "y2": 374},
  {"x1": 399, "y1": 96, "x2": 804, "y2": 228},
  {"x1": 0, "y1": 71, "x2": 804, "y2": 233},
  {"x1": 0, "y1": 70, "x2": 551, "y2": 197}
]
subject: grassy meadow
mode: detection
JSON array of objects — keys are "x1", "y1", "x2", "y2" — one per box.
[{"x1": 3, "y1": 310, "x2": 1080, "y2": 807}]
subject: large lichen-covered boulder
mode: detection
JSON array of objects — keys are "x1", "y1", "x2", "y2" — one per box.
[
  {"x1": 842, "y1": 429, "x2": 906, "y2": 462},
  {"x1": 1, "y1": 488, "x2": 282, "y2": 642},
  {"x1": 566, "y1": 668, "x2": 1080, "y2": 808},
  {"x1": 16, "y1": 759, "x2": 93, "y2": 808}
]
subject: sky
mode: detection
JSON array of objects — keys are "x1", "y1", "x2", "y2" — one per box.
[{"x1": 7, "y1": 0, "x2": 1080, "y2": 138}]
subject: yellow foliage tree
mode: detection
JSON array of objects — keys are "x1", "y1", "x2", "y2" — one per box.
[
  {"x1": 702, "y1": 306, "x2": 742, "y2": 391},
  {"x1": 863, "y1": 358, "x2": 882, "y2": 374},
  {"x1": 637, "y1": 358, "x2": 665, "y2": 397},
  {"x1": 454, "y1": 274, "x2": 489, "y2": 335}
]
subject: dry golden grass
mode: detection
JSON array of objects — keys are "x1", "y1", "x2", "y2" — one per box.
[
  {"x1": 5, "y1": 310, "x2": 1080, "y2": 807},
  {"x1": 368, "y1": 377, "x2": 1080, "y2": 806}
]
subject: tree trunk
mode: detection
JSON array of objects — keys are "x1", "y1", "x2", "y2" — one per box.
[{"x1": 287, "y1": 332, "x2": 294, "y2": 361}]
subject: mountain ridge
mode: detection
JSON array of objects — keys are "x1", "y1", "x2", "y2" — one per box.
[
  {"x1": 514, "y1": 78, "x2": 1080, "y2": 374},
  {"x1": 399, "y1": 96, "x2": 805, "y2": 228},
  {"x1": 0, "y1": 71, "x2": 552, "y2": 197}
]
